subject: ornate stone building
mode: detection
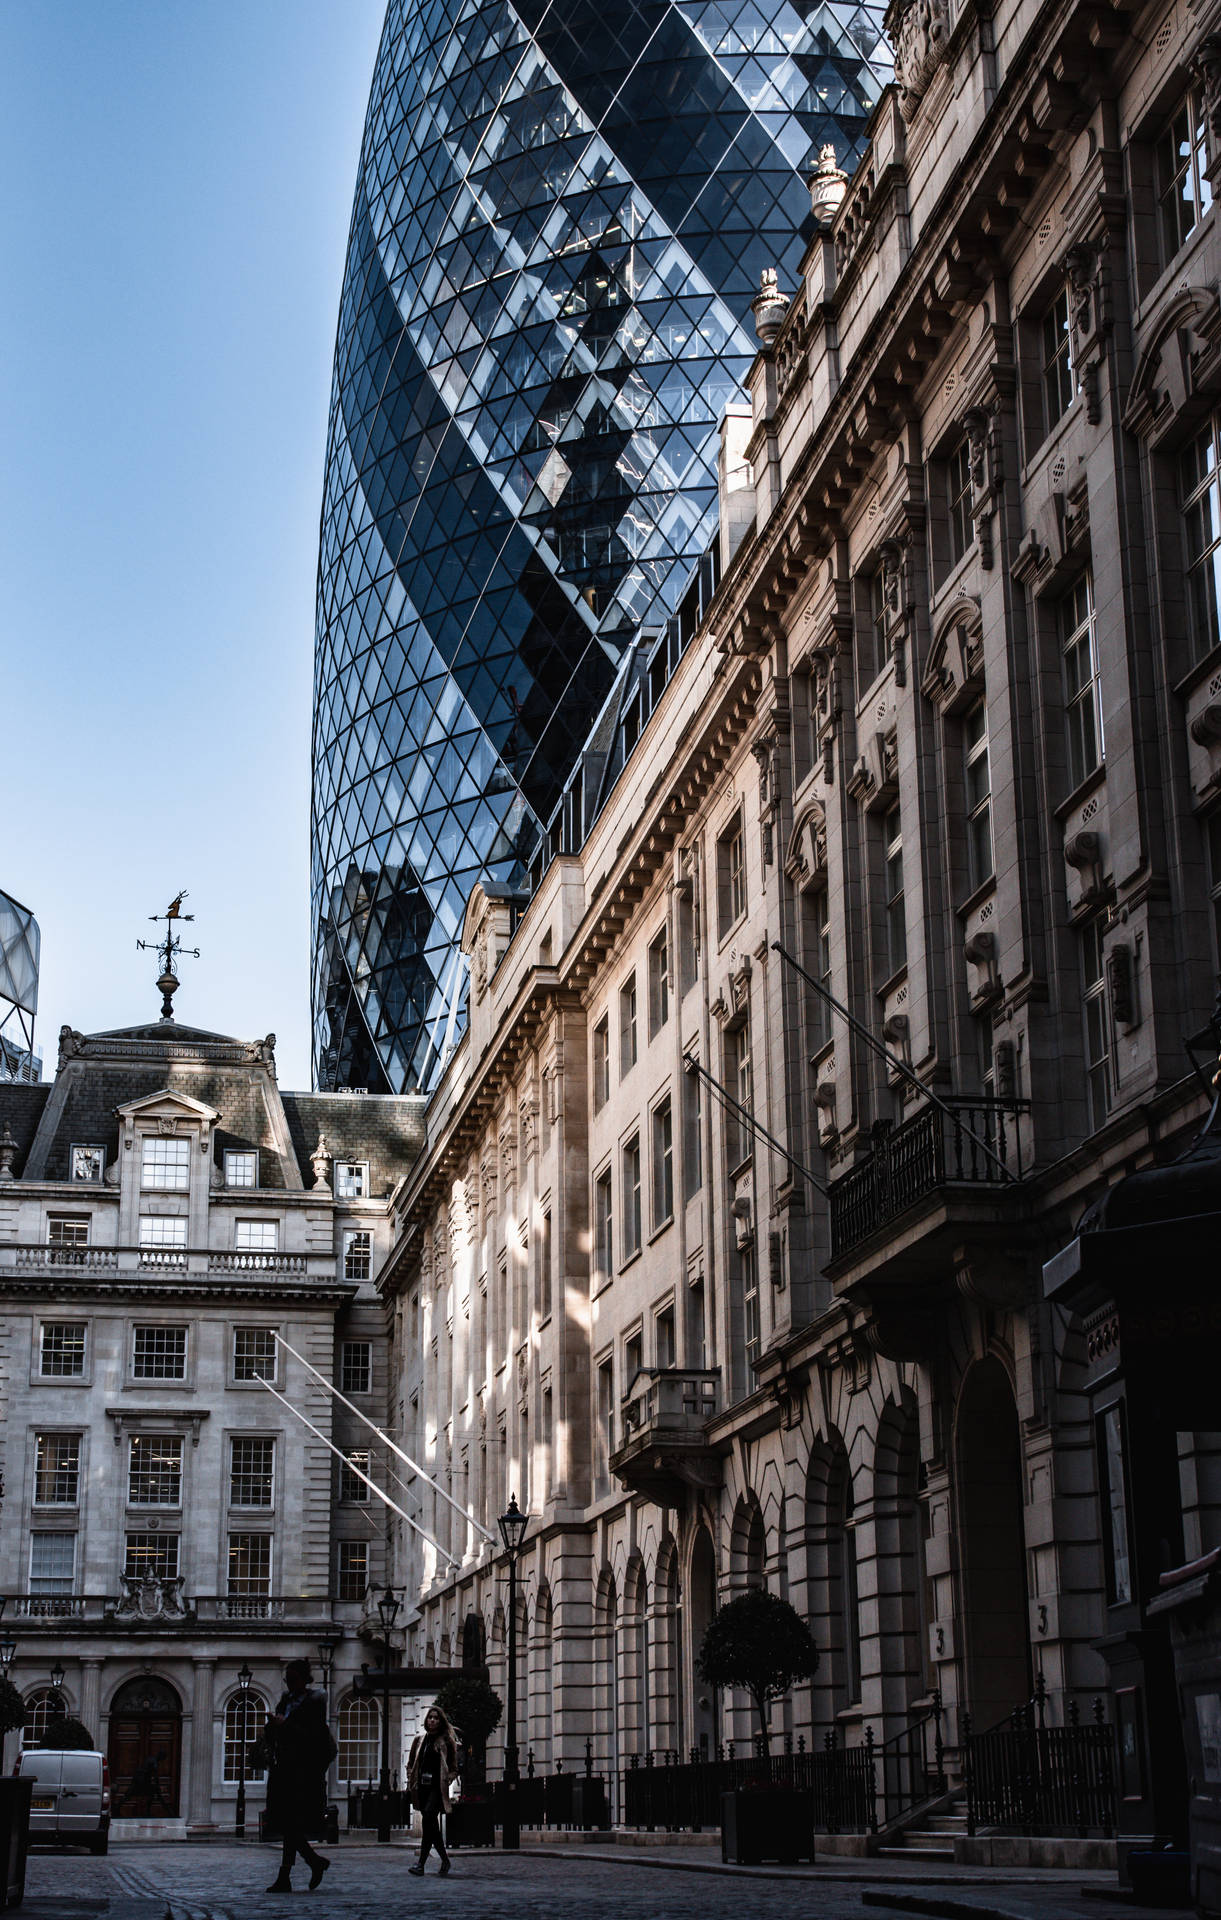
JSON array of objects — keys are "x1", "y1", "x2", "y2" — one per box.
[
  {"x1": 0, "y1": 1016, "x2": 423, "y2": 1831},
  {"x1": 380, "y1": 0, "x2": 1221, "y2": 1862}
]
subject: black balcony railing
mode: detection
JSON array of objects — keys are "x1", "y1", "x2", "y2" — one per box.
[
  {"x1": 965, "y1": 1686, "x2": 1116, "y2": 1836},
  {"x1": 829, "y1": 1097, "x2": 1028, "y2": 1259}
]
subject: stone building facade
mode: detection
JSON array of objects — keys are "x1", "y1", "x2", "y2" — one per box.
[
  {"x1": 0, "y1": 1016, "x2": 424, "y2": 1832},
  {"x1": 379, "y1": 0, "x2": 1221, "y2": 1858}
]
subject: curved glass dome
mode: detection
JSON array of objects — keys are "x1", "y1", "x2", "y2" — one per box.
[{"x1": 313, "y1": 0, "x2": 890, "y2": 1092}]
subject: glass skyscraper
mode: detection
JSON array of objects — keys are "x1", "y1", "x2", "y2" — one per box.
[{"x1": 313, "y1": 0, "x2": 890, "y2": 1092}]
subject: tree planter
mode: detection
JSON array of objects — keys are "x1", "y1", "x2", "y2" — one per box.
[
  {"x1": 446, "y1": 1797, "x2": 495, "y2": 1848},
  {"x1": 720, "y1": 1787, "x2": 816, "y2": 1865}
]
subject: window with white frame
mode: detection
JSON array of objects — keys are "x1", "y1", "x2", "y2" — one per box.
[
  {"x1": 233, "y1": 1328, "x2": 277, "y2": 1382},
  {"x1": 225, "y1": 1150, "x2": 257, "y2": 1188},
  {"x1": 337, "y1": 1692, "x2": 379, "y2": 1778},
  {"x1": 344, "y1": 1229, "x2": 372, "y2": 1281},
  {"x1": 717, "y1": 812, "x2": 747, "y2": 936},
  {"x1": 339, "y1": 1449, "x2": 370, "y2": 1503},
  {"x1": 682, "y1": 1061, "x2": 702, "y2": 1197},
  {"x1": 334, "y1": 1161, "x2": 369, "y2": 1199},
  {"x1": 340, "y1": 1341, "x2": 372, "y2": 1395},
  {"x1": 651, "y1": 1097, "x2": 674, "y2": 1229},
  {"x1": 229, "y1": 1436, "x2": 275, "y2": 1508},
  {"x1": 223, "y1": 1690, "x2": 268, "y2": 1782},
  {"x1": 592, "y1": 1015, "x2": 610, "y2": 1109},
  {"x1": 741, "y1": 1242, "x2": 760, "y2": 1367},
  {"x1": 647, "y1": 926, "x2": 669, "y2": 1037},
  {"x1": 141, "y1": 1135, "x2": 191, "y2": 1191},
  {"x1": 1062, "y1": 573, "x2": 1104, "y2": 789},
  {"x1": 139, "y1": 1215, "x2": 188, "y2": 1251},
  {"x1": 227, "y1": 1532, "x2": 272, "y2": 1598},
  {"x1": 622, "y1": 1134, "x2": 642, "y2": 1260},
  {"x1": 132, "y1": 1325, "x2": 187, "y2": 1379},
  {"x1": 1081, "y1": 918, "x2": 1113, "y2": 1131},
  {"x1": 882, "y1": 803, "x2": 907, "y2": 977},
  {"x1": 1181, "y1": 414, "x2": 1221, "y2": 665},
  {"x1": 125, "y1": 1532, "x2": 180, "y2": 1581},
  {"x1": 335, "y1": 1540, "x2": 369, "y2": 1602},
  {"x1": 1157, "y1": 85, "x2": 1212, "y2": 269},
  {"x1": 595, "y1": 1357, "x2": 614, "y2": 1495},
  {"x1": 234, "y1": 1220, "x2": 278, "y2": 1254},
  {"x1": 947, "y1": 439, "x2": 974, "y2": 567},
  {"x1": 594, "y1": 1167, "x2": 613, "y2": 1284},
  {"x1": 619, "y1": 974, "x2": 638, "y2": 1078},
  {"x1": 34, "y1": 1434, "x2": 80, "y2": 1505},
  {"x1": 39, "y1": 1322, "x2": 86, "y2": 1378},
  {"x1": 725, "y1": 1021, "x2": 753, "y2": 1168},
  {"x1": 127, "y1": 1435, "x2": 183, "y2": 1505},
  {"x1": 24, "y1": 1689, "x2": 70, "y2": 1745},
  {"x1": 1041, "y1": 285, "x2": 1075, "y2": 433},
  {"x1": 964, "y1": 701, "x2": 993, "y2": 892},
  {"x1": 29, "y1": 1532, "x2": 75, "y2": 1594}
]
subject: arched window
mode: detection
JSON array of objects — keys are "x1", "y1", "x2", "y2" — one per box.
[
  {"x1": 222, "y1": 1690, "x2": 269, "y2": 1783},
  {"x1": 23, "y1": 1688, "x2": 69, "y2": 1747},
  {"x1": 337, "y1": 1693, "x2": 379, "y2": 1783}
]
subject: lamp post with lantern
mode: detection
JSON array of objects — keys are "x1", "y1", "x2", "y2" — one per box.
[
  {"x1": 498, "y1": 1495, "x2": 529, "y2": 1851},
  {"x1": 376, "y1": 1589, "x2": 400, "y2": 1844},
  {"x1": 49, "y1": 1660, "x2": 66, "y2": 1731},
  {"x1": 235, "y1": 1661, "x2": 253, "y2": 1838}
]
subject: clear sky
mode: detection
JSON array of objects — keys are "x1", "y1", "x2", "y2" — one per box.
[{"x1": 1, "y1": 0, "x2": 386, "y2": 1089}]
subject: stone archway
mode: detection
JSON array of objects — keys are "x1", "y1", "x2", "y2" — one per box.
[
  {"x1": 108, "y1": 1675, "x2": 183, "y2": 1817},
  {"x1": 956, "y1": 1358, "x2": 1031, "y2": 1729}
]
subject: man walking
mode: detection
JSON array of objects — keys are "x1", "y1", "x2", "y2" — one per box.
[{"x1": 264, "y1": 1659, "x2": 334, "y2": 1894}]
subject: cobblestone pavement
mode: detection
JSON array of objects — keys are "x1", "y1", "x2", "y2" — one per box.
[{"x1": 19, "y1": 1843, "x2": 1192, "y2": 1920}]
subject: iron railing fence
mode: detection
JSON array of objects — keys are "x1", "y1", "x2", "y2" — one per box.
[
  {"x1": 965, "y1": 1685, "x2": 1116, "y2": 1836},
  {"x1": 876, "y1": 1692, "x2": 948, "y2": 1827},
  {"x1": 616, "y1": 1734, "x2": 877, "y2": 1834}
]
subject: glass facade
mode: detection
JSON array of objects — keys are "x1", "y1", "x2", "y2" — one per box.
[{"x1": 313, "y1": 0, "x2": 890, "y2": 1091}]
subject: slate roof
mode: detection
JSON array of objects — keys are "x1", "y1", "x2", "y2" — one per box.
[
  {"x1": 0, "y1": 1083, "x2": 52, "y2": 1177},
  {"x1": 283, "y1": 1093, "x2": 427, "y2": 1198}
]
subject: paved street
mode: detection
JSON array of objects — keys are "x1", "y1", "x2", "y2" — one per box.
[{"x1": 17, "y1": 1843, "x2": 1193, "y2": 1920}]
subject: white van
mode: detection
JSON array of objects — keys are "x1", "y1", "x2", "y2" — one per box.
[{"x1": 16, "y1": 1749, "x2": 110, "y2": 1853}]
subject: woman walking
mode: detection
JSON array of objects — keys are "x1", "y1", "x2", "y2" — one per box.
[
  {"x1": 263, "y1": 1658, "x2": 334, "y2": 1894},
  {"x1": 407, "y1": 1704, "x2": 459, "y2": 1876}
]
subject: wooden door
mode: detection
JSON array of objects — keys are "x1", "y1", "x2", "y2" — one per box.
[{"x1": 107, "y1": 1678, "x2": 182, "y2": 1817}]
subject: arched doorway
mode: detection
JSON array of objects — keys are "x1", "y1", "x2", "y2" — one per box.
[
  {"x1": 956, "y1": 1358, "x2": 1031, "y2": 1729},
  {"x1": 688, "y1": 1527, "x2": 717, "y2": 1755},
  {"x1": 108, "y1": 1676, "x2": 182, "y2": 1817}
]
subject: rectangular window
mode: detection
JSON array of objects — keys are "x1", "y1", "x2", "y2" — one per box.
[
  {"x1": 29, "y1": 1532, "x2": 75, "y2": 1594},
  {"x1": 338, "y1": 1448, "x2": 370, "y2": 1503},
  {"x1": 34, "y1": 1434, "x2": 80, "y2": 1505},
  {"x1": 651, "y1": 1098, "x2": 674, "y2": 1228},
  {"x1": 624, "y1": 1328, "x2": 643, "y2": 1387},
  {"x1": 676, "y1": 884, "x2": 698, "y2": 994},
  {"x1": 39, "y1": 1323, "x2": 86, "y2": 1378},
  {"x1": 539, "y1": 1210, "x2": 553, "y2": 1322},
  {"x1": 227, "y1": 1532, "x2": 272, "y2": 1598},
  {"x1": 541, "y1": 1386, "x2": 553, "y2": 1503},
  {"x1": 1157, "y1": 87, "x2": 1212, "y2": 268},
  {"x1": 233, "y1": 1327, "x2": 276, "y2": 1382},
  {"x1": 741, "y1": 1243, "x2": 761, "y2": 1367},
  {"x1": 1062, "y1": 573, "x2": 1103, "y2": 789},
  {"x1": 964, "y1": 701, "x2": 994, "y2": 892},
  {"x1": 141, "y1": 1136, "x2": 191, "y2": 1191},
  {"x1": 595, "y1": 1357, "x2": 614, "y2": 1496},
  {"x1": 47, "y1": 1216, "x2": 89, "y2": 1249},
  {"x1": 725, "y1": 1023, "x2": 753, "y2": 1168},
  {"x1": 870, "y1": 567, "x2": 892, "y2": 677},
  {"x1": 344, "y1": 1229, "x2": 373, "y2": 1281},
  {"x1": 648, "y1": 927, "x2": 670, "y2": 1037},
  {"x1": 70, "y1": 1145, "x2": 105, "y2": 1184},
  {"x1": 128, "y1": 1435, "x2": 183, "y2": 1506},
  {"x1": 335, "y1": 1539, "x2": 368, "y2": 1602},
  {"x1": 234, "y1": 1219, "x2": 279, "y2": 1254},
  {"x1": 125, "y1": 1532, "x2": 180, "y2": 1582},
  {"x1": 717, "y1": 814, "x2": 747, "y2": 936},
  {"x1": 1081, "y1": 918, "x2": 1113, "y2": 1131},
  {"x1": 340, "y1": 1341, "x2": 372, "y2": 1395},
  {"x1": 334, "y1": 1161, "x2": 369, "y2": 1199},
  {"x1": 1041, "y1": 286, "x2": 1075, "y2": 431},
  {"x1": 1098, "y1": 1403, "x2": 1133, "y2": 1605},
  {"x1": 594, "y1": 1167, "x2": 614, "y2": 1283},
  {"x1": 225, "y1": 1150, "x2": 258, "y2": 1188},
  {"x1": 655, "y1": 1303, "x2": 676, "y2": 1370},
  {"x1": 883, "y1": 804, "x2": 907, "y2": 977},
  {"x1": 593, "y1": 1016, "x2": 610, "y2": 1109},
  {"x1": 947, "y1": 440, "x2": 974, "y2": 566},
  {"x1": 230, "y1": 1436, "x2": 275, "y2": 1508},
  {"x1": 619, "y1": 975, "x2": 638, "y2": 1077},
  {"x1": 132, "y1": 1326, "x2": 187, "y2": 1380},
  {"x1": 138, "y1": 1215, "x2": 188, "y2": 1252},
  {"x1": 622, "y1": 1135, "x2": 642, "y2": 1259},
  {"x1": 803, "y1": 888, "x2": 832, "y2": 1048},
  {"x1": 1181, "y1": 416, "x2": 1221, "y2": 665},
  {"x1": 682, "y1": 1060, "x2": 703, "y2": 1198}
]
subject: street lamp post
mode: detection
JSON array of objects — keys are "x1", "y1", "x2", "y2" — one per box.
[
  {"x1": 498, "y1": 1494, "x2": 530, "y2": 1852},
  {"x1": 376, "y1": 1589, "x2": 400, "y2": 1845},
  {"x1": 49, "y1": 1660, "x2": 66, "y2": 1728},
  {"x1": 235, "y1": 1662, "x2": 252, "y2": 1839}
]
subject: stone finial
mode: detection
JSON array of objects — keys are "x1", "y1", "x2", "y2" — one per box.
[
  {"x1": 809, "y1": 144, "x2": 849, "y2": 224},
  {"x1": 310, "y1": 1133, "x2": 332, "y2": 1193},
  {"x1": 752, "y1": 266, "x2": 790, "y2": 347},
  {"x1": 0, "y1": 1123, "x2": 16, "y2": 1181}
]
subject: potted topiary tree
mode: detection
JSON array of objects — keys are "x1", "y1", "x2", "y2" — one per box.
[
  {"x1": 433, "y1": 1676, "x2": 503, "y2": 1848},
  {"x1": 37, "y1": 1715, "x2": 94, "y2": 1750},
  {"x1": 696, "y1": 1587, "x2": 820, "y2": 1864}
]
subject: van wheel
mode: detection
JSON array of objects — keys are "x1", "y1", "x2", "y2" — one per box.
[{"x1": 88, "y1": 1835, "x2": 109, "y2": 1856}]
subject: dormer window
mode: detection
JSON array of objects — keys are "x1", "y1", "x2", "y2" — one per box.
[
  {"x1": 142, "y1": 1136, "x2": 191, "y2": 1191},
  {"x1": 225, "y1": 1150, "x2": 258, "y2": 1189},
  {"x1": 70, "y1": 1144, "x2": 105, "y2": 1184},
  {"x1": 334, "y1": 1161, "x2": 369, "y2": 1200}
]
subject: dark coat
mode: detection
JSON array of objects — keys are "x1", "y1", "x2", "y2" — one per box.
[{"x1": 264, "y1": 1687, "x2": 333, "y2": 1831}]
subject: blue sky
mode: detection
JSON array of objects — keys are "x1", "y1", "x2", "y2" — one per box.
[{"x1": 1, "y1": 1, "x2": 385, "y2": 1088}]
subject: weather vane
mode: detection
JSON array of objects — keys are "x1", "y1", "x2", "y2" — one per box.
[{"x1": 137, "y1": 891, "x2": 200, "y2": 1022}]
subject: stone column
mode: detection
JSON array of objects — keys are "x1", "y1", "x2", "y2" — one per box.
[
  {"x1": 187, "y1": 1659, "x2": 217, "y2": 1833},
  {"x1": 78, "y1": 1660, "x2": 103, "y2": 1747}
]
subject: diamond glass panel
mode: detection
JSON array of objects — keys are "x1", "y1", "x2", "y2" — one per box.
[{"x1": 313, "y1": 0, "x2": 890, "y2": 1091}]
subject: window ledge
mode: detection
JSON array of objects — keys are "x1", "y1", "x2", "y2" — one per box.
[
  {"x1": 1174, "y1": 640, "x2": 1221, "y2": 701},
  {"x1": 618, "y1": 1248, "x2": 643, "y2": 1274},
  {"x1": 955, "y1": 875, "x2": 997, "y2": 920},
  {"x1": 647, "y1": 1215, "x2": 674, "y2": 1246},
  {"x1": 874, "y1": 964, "x2": 909, "y2": 1000},
  {"x1": 1053, "y1": 762, "x2": 1107, "y2": 822}
]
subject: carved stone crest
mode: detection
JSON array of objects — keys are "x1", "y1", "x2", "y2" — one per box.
[
  {"x1": 115, "y1": 1570, "x2": 189, "y2": 1621},
  {"x1": 890, "y1": 0, "x2": 951, "y2": 119}
]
